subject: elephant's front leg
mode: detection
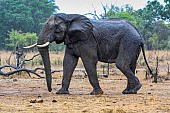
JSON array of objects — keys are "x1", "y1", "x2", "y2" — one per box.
[
  {"x1": 56, "y1": 49, "x2": 78, "y2": 94},
  {"x1": 81, "y1": 49, "x2": 103, "y2": 95}
]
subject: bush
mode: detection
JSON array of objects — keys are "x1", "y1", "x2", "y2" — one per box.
[{"x1": 6, "y1": 30, "x2": 37, "y2": 50}]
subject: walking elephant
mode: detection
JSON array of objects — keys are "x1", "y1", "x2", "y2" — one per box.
[{"x1": 24, "y1": 13, "x2": 153, "y2": 95}]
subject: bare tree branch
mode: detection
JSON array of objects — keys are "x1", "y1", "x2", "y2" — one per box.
[
  {"x1": 84, "y1": 13, "x2": 100, "y2": 20},
  {"x1": 0, "y1": 65, "x2": 17, "y2": 70},
  {"x1": 0, "y1": 67, "x2": 44, "y2": 78},
  {"x1": 24, "y1": 53, "x2": 40, "y2": 62},
  {"x1": 17, "y1": 53, "x2": 40, "y2": 69},
  {"x1": 0, "y1": 51, "x2": 42, "y2": 78}
]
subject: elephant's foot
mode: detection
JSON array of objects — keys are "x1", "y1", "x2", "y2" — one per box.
[
  {"x1": 90, "y1": 89, "x2": 104, "y2": 95},
  {"x1": 122, "y1": 81, "x2": 130, "y2": 94},
  {"x1": 56, "y1": 88, "x2": 69, "y2": 94},
  {"x1": 122, "y1": 83, "x2": 142, "y2": 94}
]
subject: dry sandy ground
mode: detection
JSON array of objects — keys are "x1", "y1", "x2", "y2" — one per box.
[{"x1": 0, "y1": 74, "x2": 170, "y2": 113}]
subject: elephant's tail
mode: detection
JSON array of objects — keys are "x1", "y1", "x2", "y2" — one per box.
[{"x1": 141, "y1": 43, "x2": 154, "y2": 76}]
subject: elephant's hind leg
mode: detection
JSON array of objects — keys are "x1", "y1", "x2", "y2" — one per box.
[{"x1": 116, "y1": 44, "x2": 142, "y2": 94}]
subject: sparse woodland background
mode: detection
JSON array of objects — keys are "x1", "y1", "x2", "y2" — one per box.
[{"x1": 0, "y1": 0, "x2": 170, "y2": 51}]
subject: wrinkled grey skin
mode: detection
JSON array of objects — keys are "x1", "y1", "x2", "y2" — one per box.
[{"x1": 38, "y1": 13, "x2": 150, "y2": 95}]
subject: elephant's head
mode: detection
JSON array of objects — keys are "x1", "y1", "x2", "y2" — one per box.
[
  {"x1": 37, "y1": 14, "x2": 67, "y2": 46},
  {"x1": 36, "y1": 14, "x2": 67, "y2": 92},
  {"x1": 24, "y1": 13, "x2": 93, "y2": 92}
]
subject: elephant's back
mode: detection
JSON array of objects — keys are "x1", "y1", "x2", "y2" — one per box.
[
  {"x1": 91, "y1": 19, "x2": 125, "y2": 30},
  {"x1": 91, "y1": 19, "x2": 142, "y2": 41},
  {"x1": 91, "y1": 19, "x2": 126, "y2": 41}
]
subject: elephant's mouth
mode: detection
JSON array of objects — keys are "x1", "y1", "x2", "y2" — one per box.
[{"x1": 54, "y1": 32, "x2": 65, "y2": 41}]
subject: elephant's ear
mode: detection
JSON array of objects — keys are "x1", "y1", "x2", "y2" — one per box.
[{"x1": 65, "y1": 15, "x2": 93, "y2": 44}]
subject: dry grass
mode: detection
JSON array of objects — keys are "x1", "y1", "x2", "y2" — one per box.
[
  {"x1": 138, "y1": 50, "x2": 170, "y2": 76},
  {"x1": 0, "y1": 50, "x2": 170, "y2": 77}
]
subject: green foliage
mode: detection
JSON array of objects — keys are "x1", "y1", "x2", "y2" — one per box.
[
  {"x1": 106, "y1": 5, "x2": 137, "y2": 25},
  {"x1": 106, "y1": 10, "x2": 116, "y2": 18},
  {"x1": 116, "y1": 12, "x2": 137, "y2": 25},
  {"x1": 0, "y1": 0, "x2": 58, "y2": 50},
  {"x1": 6, "y1": 30, "x2": 37, "y2": 49},
  {"x1": 161, "y1": 0, "x2": 170, "y2": 21},
  {"x1": 37, "y1": 58, "x2": 43, "y2": 65},
  {"x1": 134, "y1": 0, "x2": 170, "y2": 50},
  {"x1": 6, "y1": 30, "x2": 65, "y2": 52},
  {"x1": 148, "y1": 21, "x2": 170, "y2": 50},
  {"x1": 51, "y1": 59, "x2": 63, "y2": 66},
  {"x1": 49, "y1": 42, "x2": 65, "y2": 53},
  {"x1": 148, "y1": 33, "x2": 159, "y2": 49},
  {"x1": 105, "y1": 1, "x2": 170, "y2": 50}
]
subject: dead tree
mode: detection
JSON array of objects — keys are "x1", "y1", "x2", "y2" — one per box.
[
  {"x1": 101, "y1": 63, "x2": 110, "y2": 78},
  {"x1": 0, "y1": 56, "x2": 1, "y2": 65},
  {"x1": 166, "y1": 62, "x2": 170, "y2": 76},
  {"x1": 152, "y1": 57, "x2": 158, "y2": 83},
  {"x1": 0, "y1": 52, "x2": 44, "y2": 78},
  {"x1": 151, "y1": 56, "x2": 170, "y2": 82},
  {"x1": 0, "y1": 46, "x2": 44, "y2": 78}
]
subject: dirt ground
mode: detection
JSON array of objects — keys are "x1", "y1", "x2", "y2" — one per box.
[{"x1": 0, "y1": 72, "x2": 170, "y2": 113}]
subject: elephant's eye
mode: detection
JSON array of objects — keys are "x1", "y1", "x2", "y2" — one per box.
[
  {"x1": 55, "y1": 24, "x2": 60, "y2": 29},
  {"x1": 55, "y1": 22, "x2": 66, "y2": 32},
  {"x1": 59, "y1": 23, "x2": 66, "y2": 30},
  {"x1": 55, "y1": 24, "x2": 62, "y2": 33}
]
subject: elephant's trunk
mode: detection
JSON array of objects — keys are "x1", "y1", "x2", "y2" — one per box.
[
  {"x1": 37, "y1": 29, "x2": 52, "y2": 92},
  {"x1": 38, "y1": 47, "x2": 52, "y2": 92}
]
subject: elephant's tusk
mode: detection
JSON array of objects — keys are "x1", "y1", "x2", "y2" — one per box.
[
  {"x1": 23, "y1": 43, "x2": 37, "y2": 49},
  {"x1": 37, "y1": 42, "x2": 50, "y2": 48}
]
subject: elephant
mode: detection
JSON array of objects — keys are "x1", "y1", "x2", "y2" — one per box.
[{"x1": 24, "y1": 13, "x2": 153, "y2": 95}]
